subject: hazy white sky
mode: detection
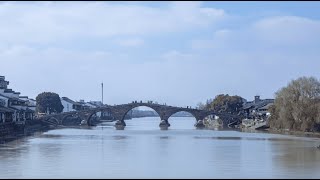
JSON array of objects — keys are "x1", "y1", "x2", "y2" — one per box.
[{"x1": 1, "y1": 1, "x2": 320, "y2": 107}]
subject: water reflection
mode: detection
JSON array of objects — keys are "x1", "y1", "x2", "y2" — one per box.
[
  {"x1": 0, "y1": 116, "x2": 320, "y2": 178},
  {"x1": 159, "y1": 136, "x2": 170, "y2": 139},
  {"x1": 112, "y1": 135, "x2": 128, "y2": 140},
  {"x1": 192, "y1": 136, "x2": 315, "y2": 142},
  {"x1": 271, "y1": 143, "x2": 320, "y2": 178},
  {"x1": 160, "y1": 127, "x2": 168, "y2": 130},
  {"x1": 115, "y1": 126, "x2": 125, "y2": 130}
]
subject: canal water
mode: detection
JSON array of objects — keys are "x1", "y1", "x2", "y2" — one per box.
[{"x1": 0, "y1": 117, "x2": 320, "y2": 178}]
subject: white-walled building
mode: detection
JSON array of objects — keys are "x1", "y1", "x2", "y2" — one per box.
[
  {"x1": 0, "y1": 76, "x2": 35, "y2": 123},
  {"x1": 61, "y1": 97, "x2": 83, "y2": 112}
]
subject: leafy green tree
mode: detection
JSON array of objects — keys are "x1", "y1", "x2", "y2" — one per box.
[
  {"x1": 198, "y1": 94, "x2": 244, "y2": 115},
  {"x1": 36, "y1": 92, "x2": 64, "y2": 114},
  {"x1": 268, "y1": 76, "x2": 320, "y2": 132},
  {"x1": 209, "y1": 94, "x2": 244, "y2": 115}
]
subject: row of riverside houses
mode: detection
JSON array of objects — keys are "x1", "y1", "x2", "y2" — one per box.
[
  {"x1": 0, "y1": 75, "x2": 109, "y2": 125},
  {"x1": 0, "y1": 76, "x2": 36, "y2": 124}
]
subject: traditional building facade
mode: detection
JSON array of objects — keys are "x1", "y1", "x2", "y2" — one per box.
[
  {"x1": 19, "y1": 96, "x2": 36, "y2": 121},
  {"x1": 0, "y1": 94, "x2": 14, "y2": 123},
  {"x1": 61, "y1": 97, "x2": 83, "y2": 112},
  {"x1": 0, "y1": 76, "x2": 35, "y2": 123},
  {"x1": 242, "y1": 95, "x2": 274, "y2": 119}
]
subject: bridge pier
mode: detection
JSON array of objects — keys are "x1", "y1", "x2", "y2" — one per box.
[
  {"x1": 115, "y1": 120, "x2": 126, "y2": 130},
  {"x1": 194, "y1": 119, "x2": 205, "y2": 129},
  {"x1": 159, "y1": 120, "x2": 170, "y2": 130}
]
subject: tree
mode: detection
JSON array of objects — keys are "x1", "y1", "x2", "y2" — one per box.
[
  {"x1": 268, "y1": 76, "x2": 320, "y2": 132},
  {"x1": 200, "y1": 94, "x2": 244, "y2": 115},
  {"x1": 209, "y1": 94, "x2": 244, "y2": 115},
  {"x1": 36, "y1": 92, "x2": 64, "y2": 114},
  {"x1": 197, "y1": 102, "x2": 206, "y2": 110}
]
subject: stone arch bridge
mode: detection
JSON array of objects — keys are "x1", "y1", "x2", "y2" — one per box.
[{"x1": 37, "y1": 102, "x2": 240, "y2": 129}]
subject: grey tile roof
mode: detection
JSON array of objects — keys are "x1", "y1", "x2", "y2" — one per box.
[
  {"x1": 61, "y1": 97, "x2": 82, "y2": 106},
  {"x1": 243, "y1": 99, "x2": 274, "y2": 110},
  {"x1": 25, "y1": 108, "x2": 35, "y2": 112},
  {"x1": 0, "y1": 107, "x2": 15, "y2": 113},
  {"x1": 0, "y1": 94, "x2": 27, "y2": 102}
]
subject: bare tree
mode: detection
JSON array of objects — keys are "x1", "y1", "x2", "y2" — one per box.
[{"x1": 268, "y1": 76, "x2": 320, "y2": 132}]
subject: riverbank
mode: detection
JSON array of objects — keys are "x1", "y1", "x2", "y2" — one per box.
[
  {"x1": 238, "y1": 127, "x2": 320, "y2": 140},
  {"x1": 0, "y1": 118, "x2": 103, "y2": 144},
  {"x1": 204, "y1": 118, "x2": 320, "y2": 140},
  {"x1": 0, "y1": 120, "x2": 51, "y2": 144},
  {"x1": 266, "y1": 128, "x2": 320, "y2": 139}
]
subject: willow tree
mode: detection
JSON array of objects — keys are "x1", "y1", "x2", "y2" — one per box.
[{"x1": 268, "y1": 76, "x2": 320, "y2": 132}]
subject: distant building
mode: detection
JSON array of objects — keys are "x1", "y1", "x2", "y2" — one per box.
[
  {"x1": 242, "y1": 95, "x2": 274, "y2": 118},
  {"x1": 61, "y1": 98, "x2": 107, "y2": 115},
  {"x1": 77, "y1": 99, "x2": 96, "y2": 110},
  {"x1": 81, "y1": 100, "x2": 113, "y2": 120},
  {"x1": 61, "y1": 97, "x2": 83, "y2": 112},
  {"x1": 88, "y1": 101, "x2": 104, "y2": 107}
]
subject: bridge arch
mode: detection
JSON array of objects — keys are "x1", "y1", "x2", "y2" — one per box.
[
  {"x1": 167, "y1": 109, "x2": 198, "y2": 121},
  {"x1": 86, "y1": 109, "x2": 114, "y2": 126},
  {"x1": 35, "y1": 102, "x2": 240, "y2": 129},
  {"x1": 61, "y1": 112, "x2": 88, "y2": 126},
  {"x1": 166, "y1": 110, "x2": 198, "y2": 128},
  {"x1": 120, "y1": 105, "x2": 161, "y2": 121},
  {"x1": 43, "y1": 117, "x2": 60, "y2": 127}
]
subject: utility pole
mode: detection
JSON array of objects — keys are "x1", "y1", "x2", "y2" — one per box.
[{"x1": 101, "y1": 82, "x2": 104, "y2": 105}]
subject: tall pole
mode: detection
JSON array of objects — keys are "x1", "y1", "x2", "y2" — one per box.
[{"x1": 102, "y1": 82, "x2": 104, "y2": 105}]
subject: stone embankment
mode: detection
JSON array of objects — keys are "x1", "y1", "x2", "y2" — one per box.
[
  {"x1": 204, "y1": 118, "x2": 223, "y2": 129},
  {"x1": 240, "y1": 119, "x2": 268, "y2": 130},
  {"x1": 0, "y1": 120, "x2": 51, "y2": 144}
]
